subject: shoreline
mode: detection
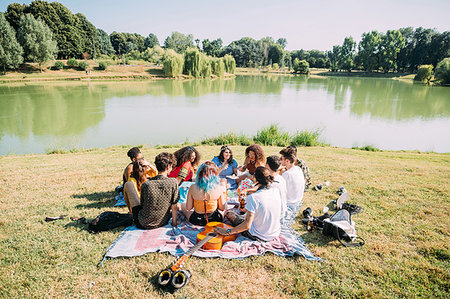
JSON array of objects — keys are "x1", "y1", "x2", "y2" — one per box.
[
  {"x1": 2, "y1": 143, "x2": 448, "y2": 157},
  {"x1": 0, "y1": 62, "x2": 417, "y2": 83}
]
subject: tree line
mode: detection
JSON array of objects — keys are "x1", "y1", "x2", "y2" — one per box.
[{"x1": 0, "y1": 1, "x2": 449, "y2": 79}]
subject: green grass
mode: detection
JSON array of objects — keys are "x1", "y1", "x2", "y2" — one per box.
[
  {"x1": 352, "y1": 145, "x2": 382, "y2": 152},
  {"x1": 0, "y1": 145, "x2": 449, "y2": 297},
  {"x1": 201, "y1": 124, "x2": 325, "y2": 147},
  {"x1": 201, "y1": 132, "x2": 253, "y2": 146}
]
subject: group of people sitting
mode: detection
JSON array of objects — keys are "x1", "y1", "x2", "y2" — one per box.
[{"x1": 121, "y1": 144, "x2": 311, "y2": 242}]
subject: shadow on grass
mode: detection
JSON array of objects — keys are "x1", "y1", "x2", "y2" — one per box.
[
  {"x1": 146, "y1": 272, "x2": 179, "y2": 295},
  {"x1": 72, "y1": 190, "x2": 118, "y2": 209},
  {"x1": 72, "y1": 190, "x2": 116, "y2": 202},
  {"x1": 146, "y1": 68, "x2": 164, "y2": 76},
  {"x1": 300, "y1": 231, "x2": 338, "y2": 247}
]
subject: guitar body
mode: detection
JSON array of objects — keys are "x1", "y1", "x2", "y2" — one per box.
[{"x1": 196, "y1": 222, "x2": 236, "y2": 250}]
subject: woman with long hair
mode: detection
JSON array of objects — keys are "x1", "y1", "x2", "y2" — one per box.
[
  {"x1": 212, "y1": 145, "x2": 238, "y2": 189},
  {"x1": 215, "y1": 166, "x2": 282, "y2": 242},
  {"x1": 236, "y1": 144, "x2": 266, "y2": 185},
  {"x1": 124, "y1": 158, "x2": 152, "y2": 214},
  {"x1": 169, "y1": 146, "x2": 201, "y2": 185},
  {"x1": 181, "y1": 161, "x2": 226, "y2": 226}
]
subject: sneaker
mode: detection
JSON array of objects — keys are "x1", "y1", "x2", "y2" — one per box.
[{"x1": 342, "y1": 202, "x2": 362, "y2": 214}]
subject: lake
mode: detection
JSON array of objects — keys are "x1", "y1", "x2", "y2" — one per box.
[{"x1": 0, "y1": 75, "x2": 449, "y2": 155}]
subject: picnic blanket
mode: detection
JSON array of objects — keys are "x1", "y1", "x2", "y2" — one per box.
[{"x1": 103, "y1": 214, "x2": 321, "y2": 263}]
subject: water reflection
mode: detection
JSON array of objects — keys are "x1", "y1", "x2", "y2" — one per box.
[
  {"x1": 287, "y1": 77, "x2": 450, "y2": 120},
  {"x1": 0, "y1": 83, "x2": 106, "y2": 139}
]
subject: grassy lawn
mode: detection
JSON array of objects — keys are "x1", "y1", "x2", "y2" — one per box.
[{"x1": 0, "y1": 145, "x2": 448, "y2": 298}]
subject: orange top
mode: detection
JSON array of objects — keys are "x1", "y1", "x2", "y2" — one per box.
[{"x1": 193, "y1": 194, "x2": 218, "y2": 214}]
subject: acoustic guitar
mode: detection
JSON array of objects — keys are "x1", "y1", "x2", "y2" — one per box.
[{"x1": 196, "y1": 221, "x2": 236, "y2": 250}]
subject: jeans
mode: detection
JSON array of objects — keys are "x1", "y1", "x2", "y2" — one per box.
[{"x1": 283, "y1": 201, "x2": 302, "y2": 226}]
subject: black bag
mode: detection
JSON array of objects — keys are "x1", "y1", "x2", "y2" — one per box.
[
  {"x1": 322, "y1": 209, "x2": 364, "y2": 247},
  {"x1": 88, "y1": 211, "x2": 133, "y2": 233}
]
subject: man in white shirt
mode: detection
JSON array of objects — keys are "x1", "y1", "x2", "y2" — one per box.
[
  {"x1": 266, "y1": 155, "x2": 287, "y2": 222},
  {"x1": 280, "y1": 147, "x2": 305, "y2": 222}
]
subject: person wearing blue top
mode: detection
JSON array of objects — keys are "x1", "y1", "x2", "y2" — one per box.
[{"x1": 212, "y1": 145, "x2": 238, "y2": 189}]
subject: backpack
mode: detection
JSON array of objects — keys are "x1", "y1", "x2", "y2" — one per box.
[
  {"x1": 322, "y1": 209, "x2": 365, "y2": 247},
  {"x1": 88, "y1": 211, "x2": 133, "y2": 233}
]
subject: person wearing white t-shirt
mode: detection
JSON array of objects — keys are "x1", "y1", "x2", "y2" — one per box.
[
  {"x1": 215, "y1": 167, "x2": 281, "y2": 242},
  {"x1": 280, "y1": 147, "x2": 305, "y2": 221},
  {"x1": 266, "y1": 155, "x2": 287, "y2": 222}
]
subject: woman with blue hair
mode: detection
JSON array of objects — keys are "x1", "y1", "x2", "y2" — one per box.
[{"x1": 181, "y1": 161, "x2": 226, "y2": 226}]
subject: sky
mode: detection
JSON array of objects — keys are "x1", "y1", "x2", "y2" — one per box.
[{"x1": 1, "y1": 0, "x2": 449, "y2": 51}]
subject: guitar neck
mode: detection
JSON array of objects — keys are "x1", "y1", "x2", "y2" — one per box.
[{"x1": 185, "y1": 233, "x2": 217, "y2": 256}]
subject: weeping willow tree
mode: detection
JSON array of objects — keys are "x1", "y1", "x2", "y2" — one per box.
[
  {"x1": 201, "y1": 55, "x2": 212, "y2": 78},
  {"x1": 223, "y1": 54, "x2": 236, "y2": 74},
  {"x1": 163, "y1": 49, "x2": 184, "y2": 77},
  {"x1": 184, "y1": 47, "x2": 211, "y2": 78},
  {"x1": 211, "y1": 57, "x2": 225, "y2": 77}
]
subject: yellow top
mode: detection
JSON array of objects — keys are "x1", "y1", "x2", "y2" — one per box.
[{"x1": 193, "y1": 195, "x2": 218, "y2": 214}]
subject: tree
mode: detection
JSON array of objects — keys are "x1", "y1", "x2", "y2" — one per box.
[
  {"x1": 414, "y1": 65, "x2": 433, "y2": 84},
  {"x1": 259, "y1": 36, "x2": 275, "y2": 66},
  {"x1": 0, "y1": 13, "x2": 23, "y2": 74},
  {"x1": 163, "y1": 49, "x2": 184, "y2": 77},
  {"x1": 357, "y1": 31, "x2": 382, "y2": 71},
  {"x1": 276, "y1": 38, "x2": 287, "y2": 49},
  {"x1": 28, "y1": 1, "x2": 83, "y2": 58},
  {"x1": 428, "y1": 31, "x2": 450, "y2": 67},
  {"x1": 110, "y1": 31, "x2": 127, "y2": 55},
  {"x1": 327, "y1": 45, "x2": 340, "y2": 71},
  {"x1": 142, "y1": 45, "x2": 165, "y2": 64},
  {"x1": 164, "y1": 32, "x2": 194, "y2": 53},
  {"x1": 435, "y1": 57, "x2": 450, "y2": 85},
  {"x1": 293, "y1": 59, "x2": 309, "y2": 74},
  {"x1": 144, "y1": 33, "x2": 159, "y2": 48},
  {"x1": 17, "y1": 14, "x2": 58, "y2": 72},
  {"x1": 410, "y1": 27, "x2": 437, "y2": 70},
  {"x1": 379, "y1": 30, "x2": 405, "y2": 72},
  {"x1": 339, "y1": 36, "x2": 356, "y2": 71},
  {"x1": 202, "y1": 38, "x2": 222, "y2": 57},
  {"x1": 268, "y1": 43, "x2": 284, "y2": 65},
  {"x1": 222, "y1": 54, "x2": 236, "y2": 74},
  {"x1": 75, "y1": 13, "x2": 99, "y2": 57},
  {"x1": 222, "y1": 37, "x2": 263, "y2": 67},
  {"x1": 4, "y1": 3, "x2": 26, "y2": 31},
  {"x1": 397, "y1": 27, "x2": 415, "y2": 71},
  {"x1": 97, "y1": 28, "x2": 114, "y2": 55}
]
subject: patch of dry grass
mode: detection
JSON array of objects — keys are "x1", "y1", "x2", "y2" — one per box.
[{"x1": 0, "y1": 145, "x2": 448, "y2": 297}]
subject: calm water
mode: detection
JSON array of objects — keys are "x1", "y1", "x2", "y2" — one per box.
[{"x1": 0, "y1": 75, "x2": 449, "y2": 155}]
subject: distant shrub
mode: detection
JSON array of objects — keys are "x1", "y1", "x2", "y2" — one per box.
[
  {"x1": 98, "y1": 61, "x2": 108, "y2": 70},
  {"x1": 272, "y1": 63, "x2": 279, "y2": 70},
  {"x1": 78, "y1": 61, "x2": 89, "y2": 70},
  {"x1": 163, "y1": 49, "x2": 184, "y2": 77},
  {"x1": 293, "y1": 59, "x2": 310, "y2": 74},
  {"x1": 53, "y1": 61, "x2": 64, "y2": 70},
  {"x1": 211, "y1": 57, "x2": 225, "y2": 77},
  {"x1": 291, "y1": 129, "x2": 322, "y2": 147},
  {"x1": 435, "y1": 58, "x2": 450, "y2": 85},
  {"x1": 67, "y1": 58, "x2": 78, "y2": 68},
  {"x1": 254, "y1": 124, "x2": 291, "y2": 147},
  {"x1": 223, "y1": 54, "x2": 236, "y2": 74},
  {"x1": 414, "y1": 65, "x2": 433, "y2": 83},
  {"x1": 201, "y1": 133, "x2": 252, "y2": 146},
  {"x1": 352, "y1": 145, "x2": 381, "y2": 152},
  {"x1": 184, "y1": 48, "x2": 211, "y2": 78}
]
